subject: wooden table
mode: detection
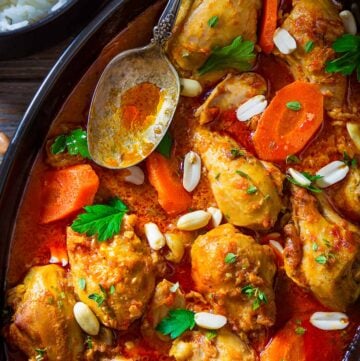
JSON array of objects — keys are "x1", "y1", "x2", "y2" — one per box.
[{"x1": 0, "y1": 38, "x2": 73, "y2": 141}]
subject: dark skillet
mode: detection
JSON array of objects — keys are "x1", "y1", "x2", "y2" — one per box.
[{"x1": 0, "y1": 0, "x2": 359, "y2": 360}]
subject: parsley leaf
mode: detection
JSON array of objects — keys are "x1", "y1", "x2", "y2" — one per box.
[
  {"x1": 315, "y1": 252, "x2": 336, "y2": 265},
  {"x1": 326, "y1": 34, "x2": 360, "y2": 81},
  {"x1": 206, "y1": 330, "x2": 217, "y2": 340},
  {"x1": 225, "y1": 253, "x2": 237, "y2": 264},
  {"x1": 84, "y1": 336, "x2": 93, "y2": 350},
  {"x1": 241, "y1": 285, "x2": 268, "y2": 310},
  {"x1": 110, "y1": 285, "x2": 116, "y2": 295},
  {"x1": 71, "y1": 197, "x2": 128, "y2": 242},
  {"x1": 156, "y1": 309, "x2": 195, "y2": 339},
  {"x1": 198, "y1": 36, "x2": 256, "y2": 75},
  {"x1": 231, "y1": 148, "x2": 245, "y2": 159},
  {"x1": 246, "y1": 185, "x2": 258, "y2": 194},
  {"x1": 156, "y1": 131, "x2": 173, "y2": 158},
  {"x1": 208, "y1": 16, "x2": 219, "y2": 28},
  {"x1": 286, "y1": 172, "x2": 323, "y2": 193},
  {"x1": 236, "y1": 170, "x2": 249, "y2": 178},
  {"x1": 51, "y1": 129, "x2": 90, "y2": 159},
  {"x1": 304, "y1": 40, "x2": 314, "y2": 53},
  {"x1": 286, "y1": 101, "x2": 302, "y2": 111},
  {"x1": 286, "y1": 154, "x2": 301, "y2": 164},
  {"x1": 78, "y1": 278, "x2": 86, "y2": 290},
  {"x1": 343, "y1": 151, "x2": 357, "y2": 168},
  {"x1": 295, "y1": 326, "x2": 306, "y2": 335},
  {"x1": 88, "y1": 293, "x2": 105, "y2": 306}
]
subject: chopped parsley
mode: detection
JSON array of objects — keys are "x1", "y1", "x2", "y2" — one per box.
[
  {"x1": 156, "y1": 309, "x2": 195, "y2": 339},
  {"x1": 231, "y1": 148, "x2": 245, "y2": 159},
  {"x1": 312, "y1": 243, "x2": 319, "y2": 251},
  {"x1": 295, "y1": 326, "x2": 306, "y2": 335},
  {"x1": 206, "y1": 330, "x2": 217, "y2": 340},
  {"x1": 304, "y1": 40, "x2": 315, "y2": 53},
  {"x1": 71, "y1": 197, "x2": 128, "y2": 242},
  {"x1": 287, "y1": 172, "x2": 323, "y2": 193},
  {"x1": 286, "y1": 101, "x2": 302, "y2": 111},
  {"x1": 225, "y1": 253, "x2": 237, "y2": 264},
  {"x1": 88, "y1": 293, "x2": 105, "y2": 307},
  {"x1": 343, "y1": 151, "x2": 357, "y2": 168},
  {"x1": 236, "y1": 170, "x2": 249, "y2": 178},
  {"x1": 198, "y1": 36, "x2": 256, "y2": 75},
  {"x1": 78, "y1": 278, "x2": 86, "y2": 291},
  {"x1": 325, "y1": 34, "x2": 360, "y2": 81},
  {"x1": 110, "y1": 285, "x2": 116, "y2": 295},
  {"x1": 35, "y1": 348, "x2": 46, "y2": 361},
  {"x1": 286, "y1": 154, "x2": 301, "y2": 164},
  {"x1": 315, "y1": 252, "x2": 336, "y2": 265},
  {"x1": 51, "y1": 129, "x2": 91, "y2": 159},
  {"x1": 246, "y1": 185, "x2": 258, "y2": 194},
  {"x1": 208, "y1": 16, "x2": 219, "y2": 28},
  {"x1": 156, "y1": 131, "x2": 173, "y2": 158},
  {"x1": 85, "y1": 336, "x2": 93, "y2": 349},
  {"x1": 241, "y1": 285, "x2": 268, "y2": 310}
]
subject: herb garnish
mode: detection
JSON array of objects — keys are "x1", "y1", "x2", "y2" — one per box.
[
  {"x1": 78, "y1": 278, "x2": 86, "y2": 291},
  {"x1": 315, "y1": 252, "x2": 336, "y2": 265},
  {"x1": 85, "y1": 336, "x2": 93, "y2": 349},
  {"x1": 71, "y1": 197, "x2": 128, "y2": 242},
  {"x1": 241, "y1": 285, "x2": 268, "y2": 310},
  {"x1": 312, "y1": 243, "x2": 319, "y2": 251},
  {"x1": 208, "y1": 16, "x2": 219, "y2": 28},
  {"x1": 198, "y1": 36, "x2": 256, "y2": 75},
  {"x1": 236, "y1": 170, "x2": 249, "y2": 179},
  {"x1": 325, "y1": 34, "x2": 360, "y2": 80},
  {"x1": 156, "y1": 309, "x2": 195, "y2": 339},
  {"x1": 206, "y1": 330, "x2": 217, "y2": 340},
  {"x1": 225, "y1": 253, "x2": 237, "y2": 264},
  {"x1": 295, "y1": 326, "x2": 306, "y2": 335},
  {"x1": 51, "y1": 129, "x2": 91, "y2": 159},
  {"x1": 304, "y1": 40, "x2": 314, "y2": 53},
  {"x1": 156, "y1": 131, "x2": 173, "y2": 158},
  {"x1": 35, "y1": 348, "x2": 46, "y2": 361},
  {"x1": 287, "y1": 172, "x2": 323, "y2": 193},
  {"x1": 343, "y1": 151, "x2": 357, "y2": 168},
  {"x1": 286, "y1": 154, "x2": 301, "y2": 164},
  {"x1": 110, "y1": 285, "x2": 116, "y2": 295},
  {"x1": 231, "y1": 148, "x2": 245, "y2": 159},
  {"x1": 246, "y1": 185, "x2": 258, "y2": 194},
  {"x1": 88, "y1": 293, "x2": 105, "y2": 307},
  {"x1": 286, "y1": 101, "x2": 302, "y2": 111}
]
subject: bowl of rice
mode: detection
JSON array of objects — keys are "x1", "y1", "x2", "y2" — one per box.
[{"x1": 0, "y1": 0, "x2": 105, "y2": 59}]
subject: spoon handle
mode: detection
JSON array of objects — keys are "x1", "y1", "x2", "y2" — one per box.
[{"x1": 152, "y1": 0, "x2": 181, "y2": 45}]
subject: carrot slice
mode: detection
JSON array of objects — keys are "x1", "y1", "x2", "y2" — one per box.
[
  {"x1": 40, "y1": 164, "x2": 99, "y2": 224},
  {"x1": 253, "y1": 81, "x2": 324, "y2": 162},
  {"x1": 259, "y1": 0, "x2": 278, "y2": 54},
  {"x1": 260, "y1": 319, "x2": 306, "y2": 361},
  {"x1": 146, "y1": 152, "x2": 192, "y2": 215}
]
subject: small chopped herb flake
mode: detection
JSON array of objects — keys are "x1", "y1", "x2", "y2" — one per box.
[
  {"x1": 78, "y1": 278, "x2": 86, "y2": 291},
  {"x1": 295, "y1": 326, "x2": 306, "y2": 335},
  {"x1": 156, "y1": 309, "x2": 195, "y2": 339},
  {"x1": 208, "y1": 16, "x2": 219, "y2": 28},
  {"x1": 35, "y1": 348, "x2": 46, "y2": 361},
  {"x1": 51, "y1": 129, "x2": 90, "y2": 159},
  {"x1": 225, "y1": 253, "x2": 237, "y2": 264},
  {"x1": 215, "y1": 173, "x2": 221, "y2": 180},
  {"x1": 312, "y1": 243, "x2": 319, "y2": 251},
  {"x1": 286, "y1": 172, "x2": 323, "y2": 193},
  {"x1": 315, "y1": 255, "x2": 328, "y2": 264},
  {"x1": 304, "y1": 40, "x2": 315, "y2": 53},
  {"x1": 241, "y1": 285, "x2": 268, "y2": 310},
  {"x1": 231, "y1": 148, "x2": 245, "y2": 159},
  {"x1": 206, "y1": 330, "x2": 217, "y2": 340},
  {"x1": 246, "y1": 185, "x2": 258, "y2": 195},
  {"x1": 286, "y1": 101, "x2": 302, "y2": 111},
  {"x1": 343, "y1": 151, "x2": 357, "y2": 168},
  {"x1": 156, "y1": 131, "x2": 173, "y2": 158},
  {"x1": 236, "y1": 170, "x2": 249, "y2": 178},
  {"x1": 110, "y1": 285, "x2": 116, "y2": 295},
  {"x1": 286, "y1": 154, "x2": 301, "y2": 164},
  {"x1": 88, "y1": 293, "x2": 105, "y2": 307},
  {"x1": 85, "y1": 336, "x2": 93, "y2": 349}
]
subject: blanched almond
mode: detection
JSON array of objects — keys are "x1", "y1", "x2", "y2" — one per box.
[
  {"x1": 124, "y1": 166, "x2": 145, "y2": 185},
  {"x1": 177, "y1": 210, "x2": 211, "y2": 231},
  {"x1": 194, "y1": 312, "x2": 227, "y2": 330},
  {"x1": 207, "y1": 207, "x2": 223, "y2": 227},
  {"x1": 73, "y1": 302, "x2": 100, "y2": 335},
  {"x1": 273, "y1": 28, "x2": 297, "y2": 54},
  {"x1": 165, "y1": 233, "x2": 185, "y2": 263},
  {"x1": 183, "y1": 151, "x2": 201, "y2": 192},
  {"x1": 180, "y1": 78, "x2": 203, "y2": 97},
  {"x1": 144, "y1": 222, "x2": 166, "y2": 250},
  {"x1": 288, "y1": 168, "x2": 311, "y2": 187},
  {"x1": 310, "y1": 312, "x2": 349, "y2": 331},
  {"x1": 236, "y1": 95, "x2": 268, "y2": 122},
  {"x1": 347, "y1": 122, "x2": 360, "y2": 151},
  {"x1": 316, "y1": 161, "x2": 349, "y2": 188},
  {"x1": 340, "y1": 10, "x2": 357, "y2": 35}
]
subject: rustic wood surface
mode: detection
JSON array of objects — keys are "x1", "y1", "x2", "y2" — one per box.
[{"x1": 0, "y1": 39, "x2": 73, "y2": 164}]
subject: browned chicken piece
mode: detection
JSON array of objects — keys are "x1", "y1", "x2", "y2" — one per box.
[
  {"x1": 67, "y1": 214, "x2": 155, "y2": 330},
  {"x1": 327, "y1": 167, "x2": 360, "y2": 222},
  {"x1": 5, "y1": 265, "x2": 83, "y2": 361},
  {"x1": 169, "y1": 329, "x2": 256, "y2": 361},
  {"x1": 194, "y1": 127, "x2": 282, "y2": 231},
  {"x1": 195, "y1": 73, "x2": 267, "y2": 124},
  {"x1": 284, "y1": 186, "x2": 360, "y2": 311},
  {"x1": 191, "y1": 224, "x2": 277, "y2": 332},
  {"x1": 279, "y1": 0, "x2": 346, "y2": 112},
  {"x1": 167, "y1": 0, "x2": 261, "y2": 78},
  {"x1": 141, "y1": 279, "x2": 186, "y2": 342}
]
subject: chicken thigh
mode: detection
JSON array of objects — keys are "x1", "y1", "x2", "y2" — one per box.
[
  {"x1": 167, "y1": 0, "x2": 261, "y2": 77},
  {"x1": 194, "y1": 127, "x2": 282, "y2": 231},
  {"x1": 284, "y1": 186, "x2": 360, "y2": 311},
  {"x1": 191, "y1": 224, "x2": 277, "y2": 332},
  {"x1": 67, "y1": 214, "x2": 155, "y2": 330},
  {"x1": 279, "y1": 0, "x2": 346, "y2": 112},
  {"x1": 5, "y1": 265, "x2": 83, "y2": 361}
]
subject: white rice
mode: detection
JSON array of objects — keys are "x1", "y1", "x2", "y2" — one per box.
[{"x1": 0, "y1": 0, "x2": 69, "y2": 32}]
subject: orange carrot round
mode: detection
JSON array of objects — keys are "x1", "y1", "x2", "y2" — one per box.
[
  {"x1": 259, "y1": 0, "x2": 278, "y2": 54},
  {"x1": 253, "y1": 81, "x2": 324, "y2": 162},
  {"x1": 146, "y1": 152, "x2": 192, "y2": 215},
  {"x1": 40, "y1": 164, "x2": 99, "y2": 224}
]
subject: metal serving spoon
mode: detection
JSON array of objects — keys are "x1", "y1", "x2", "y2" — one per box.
[{"x1": 88, "y1": 0, "x2": 181, "y2": 169}]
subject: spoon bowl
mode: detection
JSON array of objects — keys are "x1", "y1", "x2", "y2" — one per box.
[{"x1": 88, "y1": 0, "x2": 181, "y2": 169}]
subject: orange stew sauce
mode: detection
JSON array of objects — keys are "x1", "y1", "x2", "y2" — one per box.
[{"x1": 5, "y1": 2, "x2": 360, "y2": 360}]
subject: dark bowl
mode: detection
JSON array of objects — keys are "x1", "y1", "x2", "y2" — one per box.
[{"x1": 0, "y1": 0, "x2": 108, "y2": 59}]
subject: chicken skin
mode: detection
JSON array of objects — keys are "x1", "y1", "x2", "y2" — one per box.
[
  {"x1": 67, "y1": 214, "x2": 155, "y2": 330},
  {"x1": 194, "y1": 127, "x2": 282, "y2": 231},
  {"x1": 167, "y1": 0, "x2": 261, "y2": 78},
  {"x1": 5, "y1": 265, "x2": 83, "y2": 361},
  {"x1": 195, "y1": 73, "x2": 267, "y2": 125},
  {"x1": 191, "y1": 224, "x2": 277, "y2": 332},
  {"x1": 279, "y1": 0, "x2": 346, "y2": 112},
  {"x1": 284, "y1": 186, "x2": 360, "y2": 311},
  {"x1": 169, "y1": 329, "x2": 256, "y2": 361}
]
